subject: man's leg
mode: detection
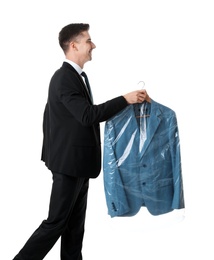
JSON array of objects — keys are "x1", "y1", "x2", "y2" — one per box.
[
  {"x1": 13, "y1": 173, "x2": 87, "y2": 260},
  {"x1": 60, "y1": 178, "x2": 89, "y2": 260}
]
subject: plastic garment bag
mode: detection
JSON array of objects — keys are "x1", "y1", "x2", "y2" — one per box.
[{"x1": 103, "y1": 100, "x2": 185, "y2": 218}]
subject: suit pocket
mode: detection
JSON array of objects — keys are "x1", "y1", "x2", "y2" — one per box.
[{"x1": 156, "y1": 178, "x2": 173, "y2": 188}]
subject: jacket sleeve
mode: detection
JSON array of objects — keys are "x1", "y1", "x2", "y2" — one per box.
[
  {"x1": 169, "y1": 113, "x2": 185, "y2": 209},
  {"x1": 53, "y1": 69, "x2": 128, "y2": 126},
  {"x1": 103, "y1": 119, "x2": 130, "y2": 217}
]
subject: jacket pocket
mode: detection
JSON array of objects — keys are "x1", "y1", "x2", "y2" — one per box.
[{"x1": 156, "y1": 178, "x2": 173, "y2": 188}]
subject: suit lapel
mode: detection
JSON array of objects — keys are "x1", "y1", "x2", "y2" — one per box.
[
  {"x1": 62, "y1": 62, "x2": 93, "y2": 104},
  {"x1": 139, "y1": 101, "x2": 162, "y2": 157}
]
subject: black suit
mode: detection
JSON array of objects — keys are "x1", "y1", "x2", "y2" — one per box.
[
  {"x1": 42, "y1": 62, "x2": 127, "y2": 177},
  {"x1": 13, "y1": 62, "x2": 128, "y2": 260}
]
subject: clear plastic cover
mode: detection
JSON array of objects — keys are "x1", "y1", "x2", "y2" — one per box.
[{"x1": 103, "y1": 100, "x2": 185, "y2": 218}]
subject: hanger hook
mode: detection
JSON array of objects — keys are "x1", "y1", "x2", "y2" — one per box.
[{"x1": 137, "y1": 81, "x2": 145, "y2": 89}]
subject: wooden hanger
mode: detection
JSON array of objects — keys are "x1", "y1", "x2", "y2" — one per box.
[{"x1": 135, "y1": 101, "x2": 150, "y2": 118}]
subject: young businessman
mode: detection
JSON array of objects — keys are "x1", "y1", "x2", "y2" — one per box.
[{"x1": 13, "y1": 23, "x2": 150, "y2": 260}]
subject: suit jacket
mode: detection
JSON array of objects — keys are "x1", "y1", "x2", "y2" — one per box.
[
  {"x1": 41, "y1": 62, "x2": 128, "y2": 178},
  {"x1": 103, "y1": 100, "x2": 185, "y2": 217}
]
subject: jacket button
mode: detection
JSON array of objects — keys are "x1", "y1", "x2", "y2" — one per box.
[
  {"x1": 142, "y1": 164, "x2": 147, "y2": 167},
  {"x1": 142, "y1": 182, "x2": 146, "y2": 186}
]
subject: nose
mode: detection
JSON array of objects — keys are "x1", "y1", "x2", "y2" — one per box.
[{"x1": 91, "y1": 42, "x2": 96, "y2": 49}]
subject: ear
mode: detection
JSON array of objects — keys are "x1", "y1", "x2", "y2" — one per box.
[{"x1": 70, "y1": 41, "x2": 78, "y2": 51}]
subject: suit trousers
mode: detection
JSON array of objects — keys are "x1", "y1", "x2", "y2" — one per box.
[{"x1": 13, "y1": 172, "x2": 89, "y2": 260}]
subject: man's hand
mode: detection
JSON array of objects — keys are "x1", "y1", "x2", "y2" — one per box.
[{"x1": 123, "y1": 89, "x2": 151, "y2": 104}]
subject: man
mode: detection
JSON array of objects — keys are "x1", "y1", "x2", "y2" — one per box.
[{"x1": 13, "y1": 23, "x2": 150, "y2": 260}]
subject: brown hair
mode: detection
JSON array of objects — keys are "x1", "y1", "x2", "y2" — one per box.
[{"x1": 58, "y1": 23, "x2": 90, "y2": 53}]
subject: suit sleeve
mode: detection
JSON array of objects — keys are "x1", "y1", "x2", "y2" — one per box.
[
  {"x1": 54, "y1": 70, "x2": 128, "y2": 126},
  {"x1": 103, "y1": 119, "x2": 130, "y2": 217},
  {"x1": 169, "y1": 113, "x2": 185, "y2": 209}
]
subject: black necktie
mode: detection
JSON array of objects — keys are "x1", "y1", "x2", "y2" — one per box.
[{"x1": 81, "y1": 71, "x2": 93, "y2": 103}]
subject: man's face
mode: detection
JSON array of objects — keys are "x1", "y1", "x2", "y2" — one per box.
[{"x1": 75, "y1": 31, "x2": 96, "y2": 64}]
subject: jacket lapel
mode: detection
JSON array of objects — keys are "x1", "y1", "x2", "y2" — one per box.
[
  {"x1": 62, "y1": 62, "x2": 92, "y2": 104},
  {"x1": 139, "y1": 100, "x2": 162, "y2": 157}
]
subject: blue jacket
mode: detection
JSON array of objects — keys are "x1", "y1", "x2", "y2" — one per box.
[{"x1": 103, "y1": 99, "x2": 185, "y2": 217}]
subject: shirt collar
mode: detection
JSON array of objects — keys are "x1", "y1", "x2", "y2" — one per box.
[{"x1": 64, "y1": 59, "x2": 82, "y2": 75}]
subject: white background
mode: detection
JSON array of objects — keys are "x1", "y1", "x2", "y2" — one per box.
[{"x1": 1, "y1": 0, "x2": 213, "y2": 259}]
